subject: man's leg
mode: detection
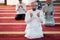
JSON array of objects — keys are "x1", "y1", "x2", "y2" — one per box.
[
  {"x1": 21, "y1": 14, "x2": 25, "y2": 20},
  {"x1": 50, "y1": 17, "x2": 55, "y2": 26},
  {"x1": 15, "y1": 14, "x2": 22, "y2": 20}
]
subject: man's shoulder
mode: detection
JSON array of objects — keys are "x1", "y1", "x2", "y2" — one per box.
[
  {"x1": 16, "y1": 3, "x2": 20, "y2": 5},
  {"x1": 43, "y1": 4, "x2": 47, "y2": 8},
  {"x1": 44, "y1": 4, "x2": 47, "y2": 6},
  {"x1": 27, "y1": 10, "x2": 32, "y2": 13},
  {"x1": 37, "y1": 9, "x2": 40, "y2": 12},
  {"x1": 37, "y1": 10, "x2": 43, "y2": 12},
  {"x1": 22, "y1": 2, "x2": 26, "y2": 5}
]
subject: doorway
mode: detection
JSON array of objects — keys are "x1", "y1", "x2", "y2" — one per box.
[{"x1": 0, "y1": 0, "x2": 6, "y2": 5}]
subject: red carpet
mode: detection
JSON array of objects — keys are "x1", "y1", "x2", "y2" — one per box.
[
  {"x1": 0, "y1": 18, "x2": 60, "y2": 23},
  {"x1": 0, "y1": 25, "x2": 60, "y2": 31},
  {"x1": 0, "y1": 5, "x2": 60, "y2": 40},
  {"x1": 0, "y1": 34, "x2": 60, "y2": 40},
  {"x1": 0, "y1": 13, "x2": 60, "y2": 17}
]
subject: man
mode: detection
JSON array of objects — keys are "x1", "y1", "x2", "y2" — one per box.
[
  {"x1": 25, "y1": 2, "x2": 44, "y2": 39},
  {"x1": 43, "y1": 0, "x2": 55, "y2": 26},
  {"x1": 35, "y1": 0, "x2": 42, "y2": 10},
  {"x1": 15, "y1": 0, "x2": 26, "y2": 20}
]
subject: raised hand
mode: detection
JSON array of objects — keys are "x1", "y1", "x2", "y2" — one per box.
[
  {"x1": 19, "y1": 5, "x2": 23, "y2": 8},
  {"x1": 30, "y1": 13, "x2": 33, "y2": 17},
  {"x1": 37, "y1": 13, "x2": 40, "y2": 17}
]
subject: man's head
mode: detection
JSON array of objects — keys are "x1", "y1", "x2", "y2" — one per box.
[
  {"x1": 19, "y1": 0, "x2": 22, "y2": 3},
  {"x1": 35, "y1": 0, "x2": 39, "y2": 2},
  {"x1": 46, "y1": 0, "x2": 51, "y2": 4},
  {"x1": 31, "y1": 2, "x2": 38, "y2": 9}
]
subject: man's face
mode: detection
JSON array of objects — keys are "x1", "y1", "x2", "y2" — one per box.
[
  {"x1": 19, "y1": 0, "x2": 22, "y2": 3},
  {"x1": 46, "y1": 0, "x2": 51, "y2": 4},
  {"x1": 31, "y1": 2, "x2": 38, "y2": 9}
]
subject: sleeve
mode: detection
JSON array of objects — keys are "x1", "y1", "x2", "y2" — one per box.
[
  {"x1": 42, "y1": 4, "x2": 47, "y2": 13},
  {"x1": 23, "y1": 3, "x2": 26, "y2": 12},
  {"x1": 25, "y1": 11, "x2": 33, "y2": 23},
  {"x1": 52, "y1": 6, "x2": 55, "y2": 15},
  {"x1": 51, "y1": 0, "x2": 54, "y2": 15},
  {"x1": 16, "y1": 4, "x2": 19, "y2": 11},
  {"x1": 50, "y1": 4, "x2": 54, "y2": 15},
  {"x1": 39, "y1": 10, "x2": 45, "y2": 23}
]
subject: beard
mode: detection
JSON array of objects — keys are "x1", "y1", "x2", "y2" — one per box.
[
  {"x1": 32, "y1": 8, "x2": 36, "y2": 11},
  {"x1": 48, "y1": 4, "x2": 50, "y2": 6}
]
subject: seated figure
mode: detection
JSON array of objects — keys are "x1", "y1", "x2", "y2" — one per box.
[{"x1": 43, "y1": 0, "x2": 55, "y2": 26}]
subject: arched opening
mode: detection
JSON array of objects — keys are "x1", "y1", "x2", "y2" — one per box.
[{"x1": 0, "y1": 0, "x2": 6, "y2": 5}]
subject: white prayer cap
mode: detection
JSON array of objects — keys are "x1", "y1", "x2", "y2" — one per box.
[{"x1": 31, "y1": 2, "x2": 38, "y2": 6}]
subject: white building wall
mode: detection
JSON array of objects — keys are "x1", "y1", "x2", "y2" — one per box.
[
  {"x1": 7, "y1": 0, "x2": 55, "y2": 5},
  {"x1": 0, "y1": 0, "x2": 5, "y2": 3}
]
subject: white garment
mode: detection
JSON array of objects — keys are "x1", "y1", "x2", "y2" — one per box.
[
  {"x1": 43, "y1": 3, "x2": 55, "y2": 26},
  {"x1": 25, "y1": 9, "x2": 44, "y2": 39},
  {"x1": 16, "y1": 3, "x2": 26, "y2": 14},
  {"x1": 0, "y1": 0, "x2": 4, "y2": 3}
]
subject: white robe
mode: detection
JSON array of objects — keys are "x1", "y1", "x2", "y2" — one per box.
[
  {"x1": 43, "y1": 3, "x2": 55, "y2": 26},
  {"x1": 25, "y1": 9, "x2": 44, "y2": 39},
  {"x1": 16, "y1": 2, "x2": 26, "y2": 14}
]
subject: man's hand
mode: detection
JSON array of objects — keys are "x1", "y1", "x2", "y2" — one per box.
[
  {"x1": 45, "y1": 12, "x2": 48, "y2": 16},
  {"x1": 51, "y1": 12, "x2": 53, "y2": 15},
  {"x1": 30, "y1": 13, "x2": 33, "y2": 17},
  {"x1": 37, "y1": 13, "x2": 40, "y2": 17},
  {"x1": 19, "y1": 5, "x2": 23, "y2": 8}
]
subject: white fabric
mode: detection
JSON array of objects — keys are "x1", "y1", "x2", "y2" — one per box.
[
  {"x1": 0, "y1": 0, "x2": 5, "y2": 3},
  {"x1": 23, "y1": 0, "x2": 36, "y2": 5},
  {"x1": 16, "y1": 3, "x2": 26, "y2": 14},
  {"x1": 43, "y1": 3, "x2": 55, "y2": 26},
  {"x1": 43, "y1": 17, "x2": 55, "y2": 26},
  {"x1": 25, "y1": 9, "x2": 44, "y2": 39}
]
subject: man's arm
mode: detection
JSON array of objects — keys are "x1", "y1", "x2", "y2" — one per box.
[
  {"x1": 39, "y1": 10, "x2": 45, "y2": 23},
  {"x1": 25, "y1": 11, "x2": 33, "y2": 23},
  {"x1": 16, "y1": 4, "x2": 20, "y2": 11},
  {"x1": 23, "y1": 3, "x2": 26, "y2": 12}
]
